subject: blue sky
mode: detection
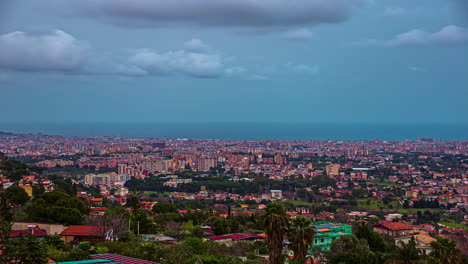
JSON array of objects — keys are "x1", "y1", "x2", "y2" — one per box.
[{"x1": 0, "y1": 0, "x2": 467, "y2": 124}]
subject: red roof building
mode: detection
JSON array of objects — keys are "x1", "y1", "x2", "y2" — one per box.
[
  {"x1": 373, "y1": 220, "x2": 412, "y2": 238},
  {"x1": 204, "y1": 233, "x2": 264, "y2": 243},
  {"x1": 60, "y1": 225, "x2": 107, "y2": 244}
]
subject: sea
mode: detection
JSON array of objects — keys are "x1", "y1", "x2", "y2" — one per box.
[{"x1": 0, "y1": 123, "x2": 466, "y2": 141}]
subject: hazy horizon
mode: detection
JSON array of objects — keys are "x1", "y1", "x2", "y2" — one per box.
[{"x1": 1, "y1": 122, "x2": 466, "y2": 141}]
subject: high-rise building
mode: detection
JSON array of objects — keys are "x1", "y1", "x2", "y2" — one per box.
[
  {"x1": 325, "y1": 164, "x2": 340, "y2": 176},
  {"x1": 196, "y1": 158, "x2": 217, "y2": 171}
]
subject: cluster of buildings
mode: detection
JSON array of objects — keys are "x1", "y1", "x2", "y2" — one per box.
[{"x1": 1, "y1": 132, "x2": 468, "y2": 256}]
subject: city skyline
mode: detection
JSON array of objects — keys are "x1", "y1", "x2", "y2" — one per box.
[{"x1": 0, "y1": 0, "x2": 467, "y2": 125}]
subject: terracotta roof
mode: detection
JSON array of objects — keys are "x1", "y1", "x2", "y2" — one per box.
[
  {"x1": 414, "y1": 234, "x2": 436, "y2": 244},
  {"x1": 377, "y1": 220, "x2": 412, "y2": 231},
  {"x1": 60, "y1": 225, "x2": 102, "y2": 237}
]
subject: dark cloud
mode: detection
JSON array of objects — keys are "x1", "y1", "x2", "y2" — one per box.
[
  {"x1": 453, "y1": 0, "x2": 468, "y2": 20},
  {"x1": 0, "y1": 30, "x2": 88, "y2": 72},
  {"x1": 70, "y1": 0, "x2": 369, "y2": 28},
  {"x1": 0, "y1": 29, "x2": 227, "y2": 78}
]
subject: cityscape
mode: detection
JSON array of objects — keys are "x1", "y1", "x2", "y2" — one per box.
[
  {"x1": 1, "y1": 0, "x2": 468, "y2": 263},
  {"x1": 0, "y1": 131, "x2": 467, "y2": 263}
]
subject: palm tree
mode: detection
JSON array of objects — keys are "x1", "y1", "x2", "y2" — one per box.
[
  {"x1": 288, "y1": 216, "x2": 315, "y2": 263},
  {"x1": 387, "y1": 237, "x2": 423, "y2": 264},
  {"x1": 429, "y1": 237, "x2": 463, "y2": 264},
  {"x1": 260, "y1": 202, "x2": 290, "y2": 264}
]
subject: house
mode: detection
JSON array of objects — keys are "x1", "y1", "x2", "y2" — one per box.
[
  {"x1": 310, "y1": 221, "x2": 353, "y2": 253},
  {"x1": 91, "y1": 253, "x2": 158, "y2": 264},
  {"x1": 373, "y1": 220, "x2": 412, "y2": 238},
  {"x1": 141, "y1": 234, "x2": 177, "y2": 243},
  {"x1": 204, "y1": 233, "x2": 264, "y2": 244},
  {"x1": 10, "y1": 225, "x2": 47, "y2": 240},
  {"x1": 394, "y1": 233, "x2": 436, "y2": 255},
  {"x1": 271, "y1": 190, "x2": 283, "y2": 199},
  {"x1": 13, "y1": 222, "x2": 66, "y2": 235},
  {"x1": 60, "y1": 225, "x2": 114, "y2": 244},
  {"x1": 49, "y1": 254, "x2": 158, "y2": 264}
]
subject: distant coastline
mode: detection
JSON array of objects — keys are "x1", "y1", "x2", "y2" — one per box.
[{"x1": 0, "y1": 122, "x2": 466, "y2": 141}]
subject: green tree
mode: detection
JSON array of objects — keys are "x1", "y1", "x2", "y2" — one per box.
[
  {"x1": 0, "y1": 159, "x2": 29, "y2": 181},
  {"x1": 428, "y1": 237, "x2": 464, "y2": 264},
  {"x1": 152, "y1": 202, "x2": 177, "y2": 214},
  {"x1": 0, "y1": 221, "x2": 12, "y2": 263},
  {"x1": 388, "y1": 237, "x2": 423, "y2": 264},
  {"x1": 212, "y1": 218, "x2": 228, "y2": 235},
  {"x1": 259, "y1": 202, "x2": 290, "y2": 264},
  {"x1": 288, "y1": 216, "x2": 315, "y2": 263},
  {"x1": 130, "y1": 211, "x2": 154, "y2": 235},
  {"x1": 183, "y1": 237, "x2": 210, "y2": 255},
  {"x1": 9, "y1": 234, "x2": 48, "y2": 264},
  {"x1": 355, "y1": 223, "x2": 390, "y2": 253},
  {"x1": 25, "y1": 191, "x2": 88, "y2": 225},
  {"x1": 0, "y1": 185, "x2": 13, "y2": 221},
  {"x1": 5, "y1": 185, "x2": 30, "y2": 205},
  {"x1": 32, "y1": 181, "x2": 46, "y2": 198}
]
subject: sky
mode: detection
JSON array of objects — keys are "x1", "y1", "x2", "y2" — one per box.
[{"x1": 0, "y1": 0, "x2": 467, "y2": 124}]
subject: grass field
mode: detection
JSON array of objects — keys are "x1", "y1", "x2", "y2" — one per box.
[
  {"x1": 285, "y1": 200, "x2": 316, "y2": 207},
  {"x1": 356, "y1": 198, "x2": 441, "y2": 214},
  {"x1": 440, "y1": 222, "x2": 468, "y2": 231}
]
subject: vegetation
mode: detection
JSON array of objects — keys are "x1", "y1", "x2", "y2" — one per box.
[{"x1": 24, "y1": 190, "x2": 89, "y2": 225}]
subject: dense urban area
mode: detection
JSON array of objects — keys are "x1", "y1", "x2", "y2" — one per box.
[{"x1": 1, "y1": 131, "x2": 467, "y2": 264}]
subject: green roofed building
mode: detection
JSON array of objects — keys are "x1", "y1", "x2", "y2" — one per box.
[
  {"x1": 49, "y1": 253, "x2": 159, "y2": 264},
  {"x1": 50, "y1": 260, "x2": 117, "y2": 264},
  {"x1": 310, "y1": 221, "x2": 353, "y2": 253}
]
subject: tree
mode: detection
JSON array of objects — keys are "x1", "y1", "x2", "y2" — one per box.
[
  {"x1": 429, "y1": 237, "x2": 464, "y2": 264},
  {"x1": 0, "y1": 159, "x2": 29, "y2": 181},
  {"x1": 0, "y1": 185, "x2": 13, "y2": 222},
  {"x1": 0, "y1": 221, "x2": 47, "y2": 264},
  {"x1": 389, "y1": 237, "x2": 423, "y2": 264},
  {"x1": 212, "y1": 218, "x2": 228, "y2": 235},
  {"x1": 259, "y1": 202, "x2": 290, "y2": 264},
  {"x1": 0, "y1": 221, "x2": 12, "y2": 263},
  {"x1": 329, "y1": 235, "x2": 370, "y2": 257},
  {"x1": 5, "y1": 185, "x2": 30, "y2": 205},
  {"x1": 288, "y1": 216, "x2": 315, "y2": 262},
  {"x1": 9, "y1": 234, "x2": 48, "y2": 264},
  {"x1": 32, "y1": 181, "x2": 46, "y2": 198},
  {"x1": 355, "y1": 223, "x2": 390, "y2": 253},
  {"x1": 25, "y1": 191, "x2": 88, "y2": 225},
  {"x1": 152, "y1": 202, "x2": 177, "y2": 214},
  {"x1": 91, "y1": 206, "x2": 130, "y2": 241}
]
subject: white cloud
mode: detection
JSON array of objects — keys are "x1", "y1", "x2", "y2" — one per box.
[
  {"x1": 0, "y1": 30, "x2": 89, "y2": 72},
  {"x1": 69, "y1": 0, "x2": 371, "y2": 28},
  {"x1": 0, "y1": 31, "x2": 228, "y2": 79},
  {"x1": 183, "y1": 38, "x2": 209, "y2": 52},
  {"x1": 283, "y1": 28, "x2": 313, "y2": 41},
  {"x1": 128, "y1": 49, "x2": 224, "y2": 78},
  {"x1": 351, "y1": 25, "x2": 468, "y2": 47},
  {"x1": 430, "y1": 25, "x2": 468, "y2": 45}
]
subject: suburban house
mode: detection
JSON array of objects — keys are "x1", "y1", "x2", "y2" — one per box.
[
  {"x1": 204, "y1": 233, "x2": 264, "y2": 244},
  {"x1": 9, "y1": 225, "x2": 47, "y2": 240},
  {"x1": 373, "y1": 220, "x2": 412, "y2": 238},
  {"x1": 60, "y1": 225, "x2": 114, "y2": 244},
  {"x1": 310, "y1": 221, "x2": 353, "y2": 253},
  {"x1": 394, "y1": 232, "x2": 436, "y2": 255}
]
